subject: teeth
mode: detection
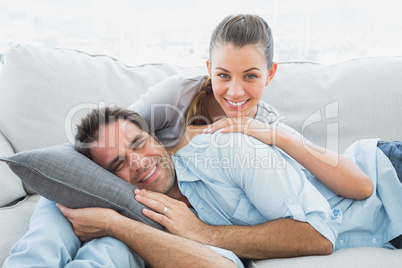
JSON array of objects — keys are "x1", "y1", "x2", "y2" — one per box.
[
  {"x1": 227, "y1": 99, "x2": 247, "y2": 106},
  {"x1": 141, "y1": 165, "x2": 157, "y2": 182}
]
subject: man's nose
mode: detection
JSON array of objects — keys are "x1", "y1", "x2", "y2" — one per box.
[{"x1": 129, "y1": 153, "x2": 143, "y2": 170}]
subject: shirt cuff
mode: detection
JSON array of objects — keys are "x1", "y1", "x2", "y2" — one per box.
[{"x1": 205, "y1": 245, "x2": 244, "y2": 268}]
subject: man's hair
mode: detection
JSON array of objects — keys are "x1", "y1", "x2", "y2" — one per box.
[{"x1": 74, "y1": 106, "x2": 152, "y2": 159}]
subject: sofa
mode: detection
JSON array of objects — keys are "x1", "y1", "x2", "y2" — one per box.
[{"x1": 0, "y1": 44, "x2": 401, "y2": 267}]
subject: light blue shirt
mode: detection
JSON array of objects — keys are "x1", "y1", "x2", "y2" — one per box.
[
  {"x1": 173, "y1": 132, "x2": 342, "y2": 250},
  {"x1": 303, "y1": 139, "x2": 402, "y2": 249},
  {"x1": 173, "y1": 133, "x2": 402, "y2": 251}
]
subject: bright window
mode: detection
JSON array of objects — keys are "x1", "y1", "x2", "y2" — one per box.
[{"x1": 1, "y1": 0, "x2": 401, "y2": 66}]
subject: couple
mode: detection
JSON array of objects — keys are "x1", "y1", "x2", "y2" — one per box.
[
  {"x1": 4, "y1": 13, "x2": 402, "y2": 267},
  {"x1": 5, "y1": 105, "x2": 402, "y2": 268}
]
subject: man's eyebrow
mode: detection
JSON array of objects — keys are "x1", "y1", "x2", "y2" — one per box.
[
  {"x1": 128, "y1": 134, "x2": 143, "y2": 148},
  {"x1": 106, "y1": 135, "x2": 143, "y2": 172}
]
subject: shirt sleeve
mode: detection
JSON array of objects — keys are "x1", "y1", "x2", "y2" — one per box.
[
  {"x1": 128, "y1": 75, "x2": 187, "y2": 132},
  {"x1": 215, "y1": 132, "x2": 341, "y2": 249},
  {"x1": 204, "y1": 245, "x2": 244, "y2": 268}
]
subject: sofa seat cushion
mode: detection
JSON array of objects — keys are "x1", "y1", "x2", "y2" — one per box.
[
  {"x1": 250, "y1": 247, "x2": 402, "y2": 267},
  {"x1": 0, "y1": 194, "x2": 40, "y2": 265}
]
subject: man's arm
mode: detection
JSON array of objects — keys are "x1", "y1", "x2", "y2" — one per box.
[
  {"x1": 57, "y1": 205, "x2": 238, "y2": 268},
  {"x1": 196, "y1": 219, "x2": 332, "y2": 259},
  {"x1": 136, "y1": 190, "x2": 333, "y2": 260}
]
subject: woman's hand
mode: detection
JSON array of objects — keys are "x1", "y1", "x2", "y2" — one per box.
[
  {"x1": 56, "y1": 204, "x2": 119, "y2": 241},
  {"x1": 204, "y1": 117, "x2": 278, "y2": 145},
  {"x1": 134, "y1": 189, "x2": 209, "y2": 244}
]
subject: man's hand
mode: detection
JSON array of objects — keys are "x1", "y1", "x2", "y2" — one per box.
[
  {"x1": 56, "y1": 204, "x2": 118, "y2": 241},
  {"x1": 58, "y1": 203, "x2": 239, "y2": 268},
  {"x1": 134, "y1": 189, "x2": 209, "y2": 244}
]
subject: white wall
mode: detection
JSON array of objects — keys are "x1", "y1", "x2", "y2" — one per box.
[{"x1": 1, "y1": 0, "x2": 401, "y2": 66}]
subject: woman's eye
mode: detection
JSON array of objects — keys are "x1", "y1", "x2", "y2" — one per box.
[
  {"x1": 245, "y1": 74, "x2": 257, "y2": 79},
  {"x1": 218, "y1": 73, "x2": 229, "y2": 79}
]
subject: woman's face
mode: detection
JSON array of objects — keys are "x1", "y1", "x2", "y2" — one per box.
[{"x1": 207, "y1": 44, "x2": 276, "y2": 119}]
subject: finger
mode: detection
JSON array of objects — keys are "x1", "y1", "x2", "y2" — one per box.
[
  {"x1": 142, "y1": 208, "x2": 173, "y2": 228},
  {"x1": 56, "y1": 203, "x2": 71, "y2": 217},
  {"x1": 218, "y1": 125, "x2": 244, "y2": 134},
  {"x1": 135, "y1": 189, "x2": 177, "y2": 206},
  {"x1": 135, "y1": 194, "x2": 173, "y2": 215},
  {"x1": 207, "y1": 118, "x2": 233, "y2": 133}
]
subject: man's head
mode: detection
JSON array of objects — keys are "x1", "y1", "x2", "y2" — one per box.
[{"x1": 75, "y1": 107, "x2": 176, "y2": 194}]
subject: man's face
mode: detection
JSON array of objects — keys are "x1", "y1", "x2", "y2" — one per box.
[{"x1": 89, "y1": 119, "x2": 176, "y2": 194}]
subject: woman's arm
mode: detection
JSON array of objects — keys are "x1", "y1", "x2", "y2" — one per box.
[
  {"x1": 276, "y1": 129, "x2": 373, "y2": 199},
  {"x1": 208, "y1": 117, "x2": 373, "y2": 200}
]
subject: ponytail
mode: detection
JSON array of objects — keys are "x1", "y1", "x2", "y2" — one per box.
[{"x1": 186, "y1": 78, "x2": 213, "y2": 126}]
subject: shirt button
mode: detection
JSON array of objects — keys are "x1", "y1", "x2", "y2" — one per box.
[
  {"x1": 197, "y1": 204, "x2": 203, "y2": 209},
  {"x1": 339, "y1": 240, "x2": 344, "y2": 245},
  {"x1": 372, "y1": 238, "x2": 377, "y2": 244}
]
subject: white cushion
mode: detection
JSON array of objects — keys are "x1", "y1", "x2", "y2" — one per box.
[
  {"x1": 0, "y1": 131, "x2": 26, "y2": 206},
  {"x1": 250, "y1": 247, "x2": 402, "y2": 267},
  {"x1": 267, "y1": 58, "x2": 402, "y2": 152},
  {"x1": 0, "y1": 194, "x2": 40, "y2": 265},
  {"x1": 0, "y1": 44, "x2": 204, "y2": 153}
]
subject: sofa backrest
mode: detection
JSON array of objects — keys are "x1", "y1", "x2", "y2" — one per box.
[
  {"x1": 267, "y1": 58, "x2": 402, "y2": 152},
  {"x1": 0, "y1": 44, "x2": 401, "y2": 155},
  {"x1": 0, "y1": 45, "x2": 205, "y2": 153}
]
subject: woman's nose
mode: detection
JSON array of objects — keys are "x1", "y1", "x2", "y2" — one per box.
[{"x1": 227, "y1": 79, "x2": 245, "y2": 98}]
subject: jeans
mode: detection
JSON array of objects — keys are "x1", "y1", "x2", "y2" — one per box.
[
  {"x1": 378, "y1": 141, "x2": 402, "y2": 249},
  {"x1": 378, "y1": 141, "x2": 402, "y2": 183}
]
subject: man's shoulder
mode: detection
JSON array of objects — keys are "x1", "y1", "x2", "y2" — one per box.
[{"x1": 177, "y1": 132, "x2": 276, "y2": 157}]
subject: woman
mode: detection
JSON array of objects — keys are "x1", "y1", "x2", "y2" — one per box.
[
  {"x1": 129, "y1": 14, "x2": 401, "y2": 251},
  {"x1": 130, "y1": 13, "x2": 373, "y2": 200}
]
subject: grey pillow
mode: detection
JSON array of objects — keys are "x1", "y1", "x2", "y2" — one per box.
[{"x1": 0, "y1": 143, "x2": 163, "y2": 230}]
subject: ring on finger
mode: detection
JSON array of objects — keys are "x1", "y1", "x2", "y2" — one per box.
[
  {"x1": 233, "y1": 118, "x2": 237, "y2": 124},
  {"x1": 162, "y1": 206, "x2": 169, "y2": 214}
]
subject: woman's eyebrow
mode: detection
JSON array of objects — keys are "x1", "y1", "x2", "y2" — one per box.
[{"x1": 243, "y1": 67, "x2": 260, "y2": 73}]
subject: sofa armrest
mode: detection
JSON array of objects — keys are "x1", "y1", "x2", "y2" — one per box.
[{"x1": 0, "y1": 131, "x2": 26, "y2": 207}]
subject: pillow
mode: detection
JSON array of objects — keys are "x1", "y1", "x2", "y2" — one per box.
[
  {"x1": 0, "y1": 131, "x2": 27, "y2": 206},
  {"x1": 0, "y1": 143, "x2": 164, "y2": 230}
]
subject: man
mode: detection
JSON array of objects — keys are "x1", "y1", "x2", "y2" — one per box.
[{"x1": 5, "y1": 107, "x2": 402, "y2": 267}]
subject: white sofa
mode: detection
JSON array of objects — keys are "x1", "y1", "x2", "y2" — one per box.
[{"x1": 0, "y1": 44, "x2": 401, "y2": 267}]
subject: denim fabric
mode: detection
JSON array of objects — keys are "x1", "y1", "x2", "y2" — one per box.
[
  {"x1": 378, "y1": 141, "x2": 402, "y2": 183},
  {"x1": 378, "y1": 141, "x2": 402, "y2": 249}
]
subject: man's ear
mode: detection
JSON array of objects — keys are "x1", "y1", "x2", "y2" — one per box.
[
  {"x1": 265, "y1": 62, "x2": 277, "y2": 86},
  {"x1": 206, "y1": 59, "x2": 212, "y2": 77}
]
